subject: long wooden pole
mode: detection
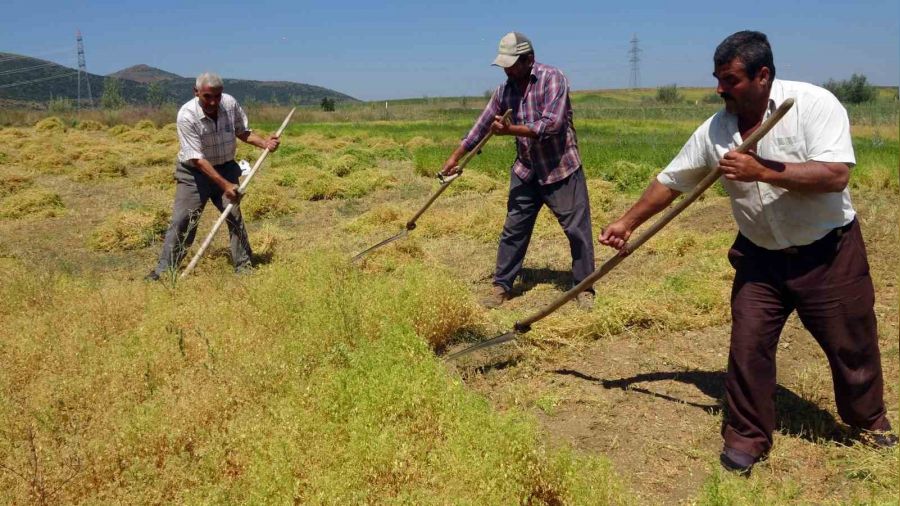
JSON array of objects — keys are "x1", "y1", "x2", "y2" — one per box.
[
  {"x1": 448, "y1": 98, "x2": 795, "y2": 359},
  {"x1": 180, "y1": 107, "x2": 296, "y2": 279}
]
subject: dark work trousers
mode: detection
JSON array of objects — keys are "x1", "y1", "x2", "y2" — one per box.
[
  {"x1": 153, "y1": 160, "x2": 252, "y2": 276},
  {"x1": 723, "y1": 219, "x2": 889, "y2": 458},
  {"x1": 493, "y1": 167, "x2": 595, "y2": 292}
]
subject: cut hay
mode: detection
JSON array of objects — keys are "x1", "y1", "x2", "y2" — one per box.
[
  {"x1": 445, "y1": 172, "x2": 502, "y2": 196},
  {"x1": 0, "y1": 174, "x2": 33, "y2": 198},
  {"x1": 88, "y1": 209, "x2": 170, "y2": 251},
  {"x1": 342, "y1": 169, "x2": 397, "y2": 198},
  {"x1": 20, "y1": 144, "x2": 70, "y2": 173},
  {"x1": 134, "y1": 119, "x2": 157, "y2": 131},
  {"x1": 294, "y1": 169, "x2": 348, "y2": 201},
  {"x1": 129, "y1": 149, "x2": 174, "y2": 167},
  {"x1": 34, "y1": 116, "x2": 66, "y2": 133},
  {"x1": 117, "y1": 130, "x2": 152, "y2": 143},
  {"x1": 76, "y1": 120, "x2": 107, "y2": 131},
  {"x1": 160, "y1": 123, "x2": 178, "y2": 133},
  {"x1": 241, "y1": 184, "x2": 296, "y2": 220},
  {"x1": 107, "y1": 125, "x2": 131, "y2": 136},
  {"x1": 139, "y1": 167, "x2": 175, "y2": 188},
  {"x1": 0, "y1": 188, "x2": 64, "y2": 219},
  {"x1": 73, "y1": 157, "x2": 128, "y2": 181},
  {"x1": 342, "y1": 204, "x2": 405, "y2": 234},
  {"x1": 327, "y1": 153, "x2": 366, "y2": 176}
]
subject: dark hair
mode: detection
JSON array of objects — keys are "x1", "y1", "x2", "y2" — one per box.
[{"x1": 714, "y1": 31, "x2": 776, "y2": 79}]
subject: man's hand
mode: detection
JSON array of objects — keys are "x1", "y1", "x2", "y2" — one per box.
[
  {"x1": 440, "y1": 156, "x2": 461, "y2": 177},
  {"x1": 264, "y1": 134, "x2": 280, "y2": 152},
  {"x1": 599, "y1": 220, "x2": 633, "y2": 252},
  {"x1": 223, "y1": 183, "x2": 242, "y2": 204},
  {"x1": 718, "y1": 150, "x2": 769, "y2": 183},
  {"x1": 490, "y1": 114, "x2": 512, "y2": 135}
]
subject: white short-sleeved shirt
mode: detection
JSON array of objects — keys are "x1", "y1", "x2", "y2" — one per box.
[
  {"x1": 176, "y1": 93, "x2": 250, "y2": 166},
  {"x1": 657, "y1": 79, "x2": 856, "y2": 250}
]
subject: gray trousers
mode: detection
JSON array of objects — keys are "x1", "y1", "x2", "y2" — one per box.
[
  {"x1": 153, "y1": 160, "x2": 252, "y2": 276},
  {"x1": 493, "y1": 167, "x2": 595, "y2": 292}
]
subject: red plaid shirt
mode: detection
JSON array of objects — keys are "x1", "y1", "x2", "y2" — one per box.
[{"x1": 462, "y1": 62, "x2": 581, "y2": 185}]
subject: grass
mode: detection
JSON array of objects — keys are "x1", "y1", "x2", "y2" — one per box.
[{"x1": 0, "y1": 93, "x2": 895, "y2": 504}]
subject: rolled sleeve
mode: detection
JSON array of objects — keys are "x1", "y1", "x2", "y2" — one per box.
[
  {"x1": 176, "y1": 116, "x2": 205, "y2": 161},
  {"x1": 461, "y1": 88, "x2": 501, "y2": 151},
  {"x1": 233, "y1": 101, "x2": 250, "y2": 136},
  {"x1": 527, "y1": 72, "x2": 568, "y2": 140}
]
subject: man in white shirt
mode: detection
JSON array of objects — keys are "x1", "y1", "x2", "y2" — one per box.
[
  {"x1": 147, "y1": 72, "x2": 279, "y2": 280},
  {"x1": 599, "y1": 31, "x2": 893, "y2": 474}
]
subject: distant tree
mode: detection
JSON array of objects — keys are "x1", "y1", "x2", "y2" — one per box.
[
  {"x1": 823, "y1": 74, "x2": 877, "y2": 104},
  {"x1": 146, "y1": 82, "x2": 165, "y2": 107},
  {"x1": 48, "y1": 97, "x2": 73, "y2": 113},
  {"x1": 656, "y1": 84, "x2": 681, "y2": 104},
  {"x1": 101, "y1": 77, "x2": 125, "y2": 110},
  {"x1": 320, "y1": 97, "x2": 335, "y2": 112}
]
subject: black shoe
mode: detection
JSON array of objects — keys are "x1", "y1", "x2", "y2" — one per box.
[
  {"x1": 719, "y1": 447, "x2": 756, "y2": 476},
  {"x1": 143, "y1": 270, "x2": 160, "y2": 282},
  {"x1": 858, "y1": 429, "x2": 898, "y2": 449}
]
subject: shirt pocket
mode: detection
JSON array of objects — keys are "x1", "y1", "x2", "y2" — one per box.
[{"x1": 769, "y1": 135, "x2": 804, "y2": 161}]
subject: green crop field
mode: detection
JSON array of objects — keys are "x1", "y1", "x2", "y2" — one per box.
[{"x1": 0, "y1": 90, "x2": 897, "y2": 504}]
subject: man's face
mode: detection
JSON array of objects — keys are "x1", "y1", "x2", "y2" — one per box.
[
  {"x1": 503, "y1": 54, "x2": 533, "y2": 82},
  {"x1": 195, "y1": 85, "x2": 223, "y2": 116},
  {"x1": 713, "y1": 58, "x2": 769, "y2": 115}
]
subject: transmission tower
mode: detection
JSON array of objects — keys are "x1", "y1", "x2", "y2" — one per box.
[
  {"x1": 76, "y1": 29, "x2": 93, "y2": 109},
  {"x1": 628, "y1": 34, "x2": 641, "y2": 89}
]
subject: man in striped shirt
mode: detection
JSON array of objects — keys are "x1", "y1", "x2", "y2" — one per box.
[
  {"x1": 147, "y1": 72, "x2": 280, "y2": 280},
  {"x1": 441, "y1": 32, "x2": 595, "y2": 309}
]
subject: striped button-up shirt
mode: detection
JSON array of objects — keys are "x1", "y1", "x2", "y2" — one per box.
[
  {"x1": 176, "y1": 93, "x2": 250, "y2": 166},
  {"x1": 461, "y1": 62, "x2": 581, "y2": 185}
]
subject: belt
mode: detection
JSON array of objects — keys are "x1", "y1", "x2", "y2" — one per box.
[{"x1": 778, "y1": 221, "x2": 854, "y2": 255}]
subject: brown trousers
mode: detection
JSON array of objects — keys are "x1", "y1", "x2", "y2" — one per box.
[{"x1": 723, "y1": 219, "x2": 889, "y2": 458}]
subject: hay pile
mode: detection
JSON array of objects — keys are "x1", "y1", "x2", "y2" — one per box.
[
  {"x1": 34, "y1": 116, "x2": 66, "y2": 133},
  {"x1": 88, "y1": 208, "x2": 169, "y2": 251},
  {"x1": 0, "y1": 188, "x2": 64, "y2": 219},
  {"x1": 76, "y1": 120, "x2": 107, "y2": 131},
  {"x1": 134, "y1": 119, "x2": 157, "y2": 131},
  {"x1": 0, "y1": 174, "x2": 33, "y2": 198}
]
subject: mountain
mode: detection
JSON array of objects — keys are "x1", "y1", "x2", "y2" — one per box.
[
  {"x1": 109, "y1": 64, "x2": 183, "y2": 83},
  {"x1": 0, "y1": 53, "x2": 358, "y2": 107}
]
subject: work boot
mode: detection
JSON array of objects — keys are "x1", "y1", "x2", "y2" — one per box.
[
  {"x1": 480, "y1": 285, "x2": 510, "y2": 309},
  {"x1": 143, "y1": 270, "x2": 160, "y2": 282},
  {"x1": 575, "y1": 291, "x2": 595, "y2": 310},
  {"x1": 857, "y1": 428, "x2": 898, "y2": 449},
  {"x1": 719, "y1": 447, "x2": 757, "y2": 476}
]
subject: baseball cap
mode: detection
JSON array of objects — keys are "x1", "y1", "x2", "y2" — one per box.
[{"x1": 492, "y1": 32, "x2": 534, "y2": 68}]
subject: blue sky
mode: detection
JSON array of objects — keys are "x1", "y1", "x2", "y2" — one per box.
[{"x1": 1, "y1": 0, "x2": 897, "y2": 101}]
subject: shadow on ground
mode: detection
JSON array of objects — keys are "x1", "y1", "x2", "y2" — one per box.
[{"x1": 554, "y1": 368, "x2": 851, "y2": 444}]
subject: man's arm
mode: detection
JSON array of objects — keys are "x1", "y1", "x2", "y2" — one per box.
[
  {"x1": 441, "y1": 89, "x2": 501, "y2": 176},
  {"x1": 718, "y1": 151, "x2": 849, "y2": 192},
  {"x1": 599, "y1": 180, "x2": 681, "y2": 251},
  {"x1": 236, "y1": 131, "x2": 280, "y2": 152},
  {"x1": 188, "y1": 157, "x2": 242, "y2": 203}
]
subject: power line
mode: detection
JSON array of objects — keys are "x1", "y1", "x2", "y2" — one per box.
[
  {"x1": 0, "y1": 71, "x2": 77, "y2": 90},
  {"x1": 0, "y1": 62, "x2": 63, "y2": 76}
]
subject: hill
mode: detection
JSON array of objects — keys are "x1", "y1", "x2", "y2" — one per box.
[
  {"x1": 109, "y1": 64, "x2": 183, "y2": 83},
  {"x1": 0, "y1": 52, "x2": 358, "y2": 107}
]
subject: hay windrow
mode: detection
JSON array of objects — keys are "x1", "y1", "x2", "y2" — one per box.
[
  {"x1": 405, "y1": 136, "x2": 435, "y2": 150},
  {"x1": 139, "y1": 167, "x2": 175, "y2": 188},
  {"x1": 0, "y1": 174, "x2": 33, "y2": 198},
  {"x1": 73, "y1": 157, "x2": 129, "y2": 181},
  {"x1": 106, "y1": 124, "x2": 131, "y2": 136},
  {"x1": 75, "y1": 120, "x2": 107, "y2": 131},
  {"x1": 34, "y1": 116, "x2": 66, "y2": 132},
  {"x1": 134, "y1": 119, "x2": 157, "y2": 131},
  {"x1": 444, "y1": 172, "x2": 502, "y2": 196},
  {"x1": 88, "y1": 208, "x2": 170, "y2": 251},
  {"x1": 241, "y1": 183, "x2": 296, "y2": 220},
  {"x1": 342, "y1": 205, "x2": 405, "y2": 234},
  {"x1": 0, "y1": 188, "x2": 64, "y2": 219},
  {"x1": 117, "y1": 129, "x2": 153, "y2": 143}
]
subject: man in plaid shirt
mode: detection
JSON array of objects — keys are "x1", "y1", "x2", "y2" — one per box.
[
  {"x1": 441, "y1": 32, "x2": 595, "y2": 308},
  {"x1": 147, "y1": 72, "x2": 280, "y2": 280}
]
